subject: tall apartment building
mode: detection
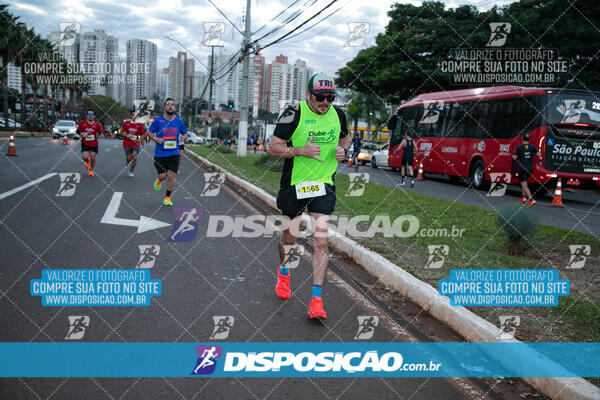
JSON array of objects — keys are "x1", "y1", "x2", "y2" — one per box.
[
  {"x1": 157, "y1": 67, "x2": 170, "y2": 103},
  {"x1": 79, "y1": 29, "x2": 118, "y2": 98},
  {"x1": 125, "y1": 39, "x2": 157, "y2": 106},
  {"x1": 193, "y1": 70, "x2": 208, "y2": 100},
  {"x1": 292, "y1": 59, "x2": 313, "y2": 102},
  {"x1": 46, "y1": 30, "x2": 80, "y2": 66},
  {"x1": 266, "y1": 59, "x2": 293, "y2": 113},
  {"x1": 251, "y1": 55, "x2": 265, "y2": 117},
  {"x1": 168, "y1": 52, "x2": 195, "y2": 106}
]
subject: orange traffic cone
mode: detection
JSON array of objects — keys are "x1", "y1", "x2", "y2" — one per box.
[
  {"x1": 551, "y1": 178, "x2": 564, "y2": 207},
  {"x1": 62, "y1": 132, "x2": 68, "y2": 145},
  {"x1": 6, "y1": 134, "x2": 17, "y2": 156},
  {"x1": 347, "y1": 157, "x2": 352, "y2": 167},
  {"x1": 416, "y1": 162, "x2": 424, "y2": 181}
]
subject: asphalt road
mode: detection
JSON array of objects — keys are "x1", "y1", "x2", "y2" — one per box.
[
  {"x1": 0, "y1": 138, "x2": 545, "y2": 399},
  {"x1": 337, "y1": 161, "x2": 600, "y2": 237}
]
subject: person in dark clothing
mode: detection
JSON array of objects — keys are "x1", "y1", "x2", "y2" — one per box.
[
  {"x1": 400, "y1": 130, "x2": 415, "y2": 187},
  {"x1": 512, "y1": 133, "x2": 541, "y2": 208}
]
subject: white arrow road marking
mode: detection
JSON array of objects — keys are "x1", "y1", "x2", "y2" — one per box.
[
  {"x1": 101, "y1": 192, "x2": 171, "y2": 233},
  {"x1": 0, "y1": 173, "x2": 57, "y2": 201}
]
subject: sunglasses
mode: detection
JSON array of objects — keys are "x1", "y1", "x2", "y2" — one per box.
[
  {"x1": 312, "y1": 92, "x2": 335, "y2": 102},
  {"x1": 87, "y1": 113, "x2": 94, "y2": 116}
]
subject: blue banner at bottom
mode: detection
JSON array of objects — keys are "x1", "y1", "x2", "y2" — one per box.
[{"x1": 0, "y1": 342, "x2": 598, "y2": 378}]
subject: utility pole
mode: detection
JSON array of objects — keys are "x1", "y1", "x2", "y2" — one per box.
[
  {"x1": 237, "y1": 0, "x2": 251, "y2": 157},
  {"x1": 207, "y1": 46, "x2": 215, "y2": 139}
]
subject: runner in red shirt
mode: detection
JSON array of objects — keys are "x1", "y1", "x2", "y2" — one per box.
[
  {"x1": 118, "y1": 107, "x2": 146, "y2": 177},
  {"x1": 77, "y1": 109, "x2": 103, "y2": 176}
]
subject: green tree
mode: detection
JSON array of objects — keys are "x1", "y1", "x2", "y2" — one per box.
[
  {"x1": 0, "y1": 4, "x2": 26, "y2": 127},
  {"x1": 81, "y1": 95, "x2": 128, "y2": 128},
  {"x1": 337, "y1": 0, "x2": 600, "y2": 101}
]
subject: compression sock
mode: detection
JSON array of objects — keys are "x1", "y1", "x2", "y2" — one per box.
[
  {"x1": 166, "y1": 190, "x2": 172, "y2": 197},
  {"x1": 312, "y1": 285, "x2": 322, "y2": 298}
]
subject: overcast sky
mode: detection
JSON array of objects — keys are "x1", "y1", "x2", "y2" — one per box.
[{"x1": 7, "y1": 0, "x2": 516, "y2": 76}]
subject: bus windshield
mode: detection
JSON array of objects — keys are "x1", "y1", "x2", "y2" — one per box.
[{"x1": 546, "y1": 91, "x2": 600, "y2": 126}]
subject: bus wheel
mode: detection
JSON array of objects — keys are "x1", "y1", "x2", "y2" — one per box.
[{"x1": 470, "y1": 160, "x2": 488, "y2": 190}]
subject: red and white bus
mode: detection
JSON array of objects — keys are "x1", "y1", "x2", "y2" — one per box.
[{"x1": 388, "y1": 86, "x2": 600, "y2": 191}]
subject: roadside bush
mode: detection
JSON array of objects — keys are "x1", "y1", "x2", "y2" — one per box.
[
  {"x1": 496, "y1": 203, "x2": 539, "y2": 255},
  {"x1": 214, "y1": 145, "x2": 234, "y2": 154},
  {"x1": 255, "y1": 154, "x2": 283, "y2": 172}
]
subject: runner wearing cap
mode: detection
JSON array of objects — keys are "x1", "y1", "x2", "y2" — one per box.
[
  {"x1": 77, "y1": 109, "x2": 103, "y2": 177},
  {"x1": 118, "y1": 107, "x2": 146, "y2": 177},
  {"x1": 513, "y1": 133, "x2": 541, "y2": 207},
  {"x1": 267, "y1": 73, "x2": 350, "y2": 320},
  {"x1": 145, "y1": 98, "x2": 188, "y2": 206}
]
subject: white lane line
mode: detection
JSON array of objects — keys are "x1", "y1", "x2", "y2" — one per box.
[
  {"x1": 0, "y1": 173, "x2": 58, "y2": 201},
  {"x1": 104, "y1": 148, "x2": 111, "y2": 152}
]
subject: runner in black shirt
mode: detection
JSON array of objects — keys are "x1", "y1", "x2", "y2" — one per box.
[
  {"x1": 512, "y1": 133, "x2": 541, "y2": 207},
  {"x1": 400, "y1": 130, "x2": 415, "y2": 187}
]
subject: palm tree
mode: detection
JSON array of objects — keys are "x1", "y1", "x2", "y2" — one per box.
[
  {"x1": 16, "y1": 28, "x2": 41, "y2": 126},
  {"x1": 0, "y1": 5, "x2": 26, "y2": 127}
]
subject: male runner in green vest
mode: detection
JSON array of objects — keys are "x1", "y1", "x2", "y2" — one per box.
[{"x1": 267, "y1": 73, "x2": 350, "y2": 320}]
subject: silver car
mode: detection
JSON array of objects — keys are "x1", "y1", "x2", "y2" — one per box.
[
  {"x1": 371, "y1": 143, "x2": 390, "y2": 169},
  {"x1": 52, "y1": 120, "x2": 78, "y2": 139}
]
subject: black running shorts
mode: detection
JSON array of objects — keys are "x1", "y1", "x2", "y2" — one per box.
[
  {"x1": 276, "y1": 184, "x2": 336, "y2": 218},
  {"x1": 81, "y1": 143, "x2": 98, "y2": 153},
  {"x1": 154, "y1": 155, "x2": 180, "y2": 174}
]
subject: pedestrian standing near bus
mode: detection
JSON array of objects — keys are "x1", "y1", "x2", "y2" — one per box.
[{"x1": 513, "y1": 133, "x2": 541, "y2": 208}]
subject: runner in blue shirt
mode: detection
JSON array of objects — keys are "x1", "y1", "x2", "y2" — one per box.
[{"x1": 146, "y1": 98, "x2": 188, "y2": 206}]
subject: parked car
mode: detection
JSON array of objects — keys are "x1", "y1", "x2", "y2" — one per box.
[
  {"x1": 0, "y1": 117, "x2": 22, "y2": 128},
  {"x1": 52, "y1": 120, "x2": 78, "y2": 139},
  {"x1": 356, "y1": 142, "x2": 378, "y2": 165},
  {"x1": 205, "y1": 137, "x2": 222, "y2": 145},
  {"x1": 185, "y1": 131, "x2": 205, "y2": 144},
  {"x1": 371, "y1": 143, "x2": 390, "y2": 169}
]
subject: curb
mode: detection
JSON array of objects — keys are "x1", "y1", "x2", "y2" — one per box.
[{"x1": 187, "y1": 150, "x2": 600, "y2": 400}]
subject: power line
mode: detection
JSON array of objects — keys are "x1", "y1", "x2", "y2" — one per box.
[
  {"x1": 257, "y1": 0, "x2": 338, "y2": 51},
  {"x1": 253, "y1": 0, "x2": 317, "y2": 43},
  {"x1": 163, "y1": 35, "x2": 208, "y2": 70},
  {"x1": 274, "y1": 3, "x2": 344, "y2": 45},
  {"x1": 207, "y1": 0, "x2": 245, "y2": 35},
  {"x1": 252, "y1": 0, "x2": 303, "y2": 35}
]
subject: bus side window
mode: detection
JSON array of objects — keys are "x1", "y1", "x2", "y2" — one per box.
[
  {"x1": 490, "y1": 100, "x2": 513, "y2": 139},
  {"x1": 512, "y1": 96, "x2": 539, "y2": 137},
  {"x1": 464, "y1": 102, "x2": 479, "y2": 138},
  {"x1": 475, "y1": 101, "x2": 491, "y2": 138},
  {"x1": 391, "y1": 115, "x2": 403, "y2": 147},
  {"x1": 446, "y1": 103, "x2": 467, "y2": 138}
]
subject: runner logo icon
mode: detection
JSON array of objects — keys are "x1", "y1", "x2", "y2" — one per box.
[
  {"x1": 168, "y1": 207, "x2": 204, "y2": 242},
  {"x1": 420, "y1": 101, "x2": 444, "y2": 124},
  {"x1": 282, "y1": 244, "x2": 304, "y2": 269},
  {"x1": 487, "y1": 173, "x2": 511, "y2": 196},
  {"x1": 425, "y1": 245, "x2": 449, "y2": 269},
  {"x1": 346, "y1": 173, "x2": 369, "y2": 197},
  {"x1": 344, "y1": 22, "x2": 369, "y2": 47},
  {"x1": 202, "y1": 23, "x2": 226, "y2": 46},
  {"x1": 486, "y1": 23, "x2": 511, "y2": 47},
  {"x1": 210, "y1": 316, "x2": 234, "y2": 340},
  {"x1": 497, "y1": 316, "x2": 520, "y2": 340},
  {"x1": 136, "y1": 245, "x2": 160, "y2": 269},
  {"x1": 65, "y1": 316, "x2": 89, "y2": 340},
  {"x1": 56, "y1": 173, "x2": 81, "y2": 197},
  {"x1": 191, "y1": 345, "x2": 222, "y2": 375},
  {"x1": 58, "y1": 22, "x2": 80, "y2": 47},
  {"x1": 566, "y1": 245, "x2": 590, "y2": 269},
  {"x1": 201, "y1": 173, "x2": 225, "y2": 197},
  {"x1": 354, "y1": 316, "x2": 379, "y2": 340}
]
